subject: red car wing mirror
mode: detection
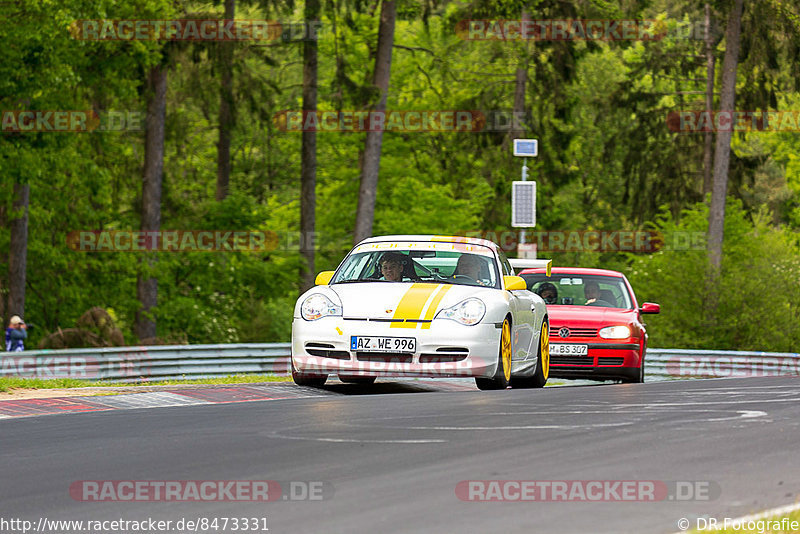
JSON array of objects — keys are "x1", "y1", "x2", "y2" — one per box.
[{"x1": 640, "y1": 302, "x2": 660, "y2": 314}]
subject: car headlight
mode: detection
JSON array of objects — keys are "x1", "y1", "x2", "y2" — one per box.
[
  {"x1": 301, "y1": 293, "x2": 342, "y2": 321},
  {"x1": 435, "y1": 298, "x2": 486, "y2": 326},
  {"x1": 598, "y1": 325, "x2": 632, "y2": 339}
]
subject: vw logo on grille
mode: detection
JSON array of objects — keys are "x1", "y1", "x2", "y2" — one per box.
[{"x1": 558, "y1": 327, "x2": 570, "y2": 338}]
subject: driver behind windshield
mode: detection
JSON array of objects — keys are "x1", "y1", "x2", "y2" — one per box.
[
  {"x1": 584, "y1": 280, "x2": 600, "y2": 305},
  {"x1": 379, "y1": 252, "x2": 406, "y2": 282},
  {"x1": 537, "y1": 282, "x2": 558, "y2": 304}
]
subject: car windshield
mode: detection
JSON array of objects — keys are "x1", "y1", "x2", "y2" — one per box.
[
  {"x1": 522, "y1": 273, "x2": 633, "y2": 309},
  {"x1": 331, "y1": 241, "x2": 500, "y2": 288}
]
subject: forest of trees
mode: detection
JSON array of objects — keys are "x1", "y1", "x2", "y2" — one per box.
[{"x1": 1, "y1": 0, "x2": 799, "y2": 351}]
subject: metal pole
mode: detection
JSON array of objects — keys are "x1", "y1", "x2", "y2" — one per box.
[{"x1": 520, "y1": 157, "x2": 528, "y2": 245}]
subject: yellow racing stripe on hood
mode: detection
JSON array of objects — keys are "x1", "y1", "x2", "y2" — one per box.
[
  {"x1": 421, "y1": 285, "x2": 452, "y2": 329},
  {"x1": 391, "y1": 283, "x2": 440, "y2": 328}
]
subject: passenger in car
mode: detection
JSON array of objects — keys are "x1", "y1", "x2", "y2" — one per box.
[
  {"x1": 537, "y1": 282, "x2": 558, "y2": 304},
  {"x1": 453, "y1": 254, "x2": 486, "y2": 285},
  {"x1": 599, "y1": 289, "x2": 618, "y2": 307}
]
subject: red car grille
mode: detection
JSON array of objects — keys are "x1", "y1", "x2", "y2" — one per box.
[
  {"x1": 551, "y1": 355, "x2": 594, "y2": 366},
  {"x1": 550, "y1": 327, "x2": 597, "y2": 338},
  {"x1": 597, "y1": 357, "x2": 625, "y2": 366}
]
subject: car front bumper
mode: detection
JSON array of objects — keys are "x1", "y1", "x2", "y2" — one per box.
[
  {"x1": 292, "y1": 317, "x2": 502, "y2": 378},
  {"x1": 548, "y1": 342, "x2": 642, "y2": 380}
]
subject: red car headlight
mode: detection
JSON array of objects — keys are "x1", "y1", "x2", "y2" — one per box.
[{"x1": 598, "y1": 325, "x2": 632, "y2": 339}]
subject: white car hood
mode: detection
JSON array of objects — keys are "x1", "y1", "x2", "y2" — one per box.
[{"x1": 330, "y1": 282, "x2": 493, "y2": 320}]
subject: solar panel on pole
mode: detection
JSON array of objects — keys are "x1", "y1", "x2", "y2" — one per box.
[{"x1": 511, "y1": 181, "x2": 536, "y2": 227}]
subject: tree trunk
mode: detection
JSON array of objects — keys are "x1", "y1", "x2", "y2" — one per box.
[
  {"x1": 216, "y1": 0, "x2": 236, "y2": 201},
  {"x1": 707, "y1": 0, "x2": 744, "y2": 273},
  {"x1": 353, "y1": 0, "x2": 396, "y2": 245},
  {"x1": 300, "y1": 0, "x2": 320, "y2": 292},
  {"x1": 702, "y1": 3, "x2": 716, "y2": 197},
  {"x1": 510, "y1": 68, "x2": 527, "y2": 140},
  {"x1": 510, "y1": 8, "x2": 530, "y2": 141},
  {"x1": 0, "y1": 203, "x2": 6, "y2": 325},
  {"x1": 136, "y1": 64, "x2": 167, "y2": 342},
  {"x1": 8, "y1": 181, "x2": 29, "y2": 319}
]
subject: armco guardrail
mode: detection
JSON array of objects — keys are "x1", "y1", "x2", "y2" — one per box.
[
  {"x1": 646, "y1": 348, "x2": 800, "y2": 379},
  {"x1": 0, "y1": 343, "x2": 292, "y2": 382},
  {"x1": 0, "y1": 344, "x2": 798, "y2": 382}
]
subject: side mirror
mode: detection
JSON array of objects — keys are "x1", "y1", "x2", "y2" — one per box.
[
  {"x1": 640, "y1": 302, "x2": 660, "y2": 314},
  {"x1": 503, "y1": 275, "x2": 527, "y2": 291},
  {"x1": 315, "y1": 271, "x2": 335, "y2": 285}
]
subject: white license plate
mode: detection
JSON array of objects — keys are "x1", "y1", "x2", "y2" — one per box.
[
  {"x1": 350, "y1": 336, "x2": 416, "y2": 353},
  {"x1": 550, "y1": 344, "x2": 588, "y2": 356}
]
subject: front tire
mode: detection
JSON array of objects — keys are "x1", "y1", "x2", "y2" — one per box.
[
  {"x1": 512, "y1": 320, "x2": 549, "y2": 388},
  {"x1": 291, "y1": 360, "x2": 328, "y2": 387},
  {"x1": 476, "y1": 317, "x2": 512, "y2": 390},
  {"x1": 627, "y1": 346, "x2": 646, "y2": 383}
]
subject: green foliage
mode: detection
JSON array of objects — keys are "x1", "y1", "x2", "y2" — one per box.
[
  {"x1": 627, "y1": 200, "x2": 800, "y2": 351},
  {"x1": 2, "y1": 0, "x2": 800, "y2": 351}
]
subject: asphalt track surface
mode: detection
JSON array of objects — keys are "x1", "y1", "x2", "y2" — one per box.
[{"x1": 1, "y1": 377, "x2": 799, "y2": 534}]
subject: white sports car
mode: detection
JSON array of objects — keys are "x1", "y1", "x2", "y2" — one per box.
[{"x1": 291, "y1": 235, "x2": 550, "y2": 390}]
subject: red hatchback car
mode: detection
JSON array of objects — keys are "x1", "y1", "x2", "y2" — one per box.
[{"x1": 518, "y1": 267, "x2": 660, "y2": 383}]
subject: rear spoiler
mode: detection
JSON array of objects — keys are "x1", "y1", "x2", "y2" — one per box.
[{"x1": 509, "y1": 258, "x2": 552, "y2": 277}]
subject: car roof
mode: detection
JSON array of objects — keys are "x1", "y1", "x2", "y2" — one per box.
[
  {"x1": 518, "y1": 266, "x2": 625, "y2": 277},
  {"x1": 357, "y1": 235, "x2": 499, "y2": 252}
]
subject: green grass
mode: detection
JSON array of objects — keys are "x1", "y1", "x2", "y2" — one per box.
[
  {"x1": 688, "y1": 508, "x2": 800, "y2": 533},
  {"x1": 0, "y1": 374, "x2": 292, "y2": 393}
]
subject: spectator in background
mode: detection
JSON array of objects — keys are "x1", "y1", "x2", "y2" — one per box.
[{"x1": 6, "y1": 315, "x2": 27, "y2": 351}]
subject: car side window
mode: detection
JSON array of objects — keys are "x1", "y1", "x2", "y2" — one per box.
[{"x1": 497, "y1": 250, "x2": 513, "y2": 276}]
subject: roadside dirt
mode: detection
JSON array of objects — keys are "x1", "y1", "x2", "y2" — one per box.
[
  {"x1": 0, "y1": 381, "x2": 293, "y2": 401},
  {"x1": 0, "y1": 387, "x2": 148, "y2": 400}
]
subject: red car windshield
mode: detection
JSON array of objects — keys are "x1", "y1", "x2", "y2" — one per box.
[{"x1": 522, "y1": 274, "x2": 633, "y2": 309}]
